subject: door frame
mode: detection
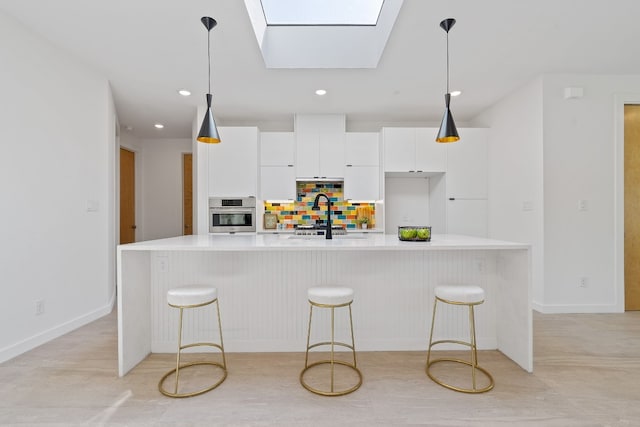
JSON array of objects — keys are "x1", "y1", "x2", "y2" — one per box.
[
  {"x1": 118, "y1": 143, "x2": 141, "y2": 244},
  {"x1": 182, "y1": 152, "x2": 193, "y2": 235},
  {"x1": 614, "y1": 94, "x2": 640, "y2": 312}
]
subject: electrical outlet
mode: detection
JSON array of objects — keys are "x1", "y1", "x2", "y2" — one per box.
[
  {"x1": 157, "y1": 256, "x2": 169, "y2": 273},
  {"x1": 35, "y1": 299, "x2": 45, "y2": 315},
  {"x1": 579, "y1": 277, "x2": 588, "y2": 288}
]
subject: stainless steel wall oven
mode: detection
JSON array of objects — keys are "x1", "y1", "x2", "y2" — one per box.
[{"x1": 209, "y1": 196, "x2": 256, "y2": 233}]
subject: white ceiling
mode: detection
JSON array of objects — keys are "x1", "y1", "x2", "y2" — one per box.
[{"x1": 1, "y1": 0, "x2": 640, "y2": 139}]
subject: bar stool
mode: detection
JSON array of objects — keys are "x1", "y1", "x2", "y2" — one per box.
[
  {"x1": 158, "y1": 286, "x2": 227, "y2": 398},
  {"x1": 300, "y1": 286, "x2": 362, "y2": 396},
  {"x1": 426, "y1": 285, "x2": 494, "y2": 393}
]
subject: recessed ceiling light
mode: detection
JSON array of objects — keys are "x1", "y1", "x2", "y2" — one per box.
[
  {"x1": 450, "y1": 90, "x2": 462, "y2": 97},
  {"x1": 154, "y1": 123, "x2": 164, "y2": 129},
  {"x1": 178, "y1": 89, "x2": 191, "y2": 96},
  {"x1": 315, "y1": 89, "x2": 327, "y2": 96}
]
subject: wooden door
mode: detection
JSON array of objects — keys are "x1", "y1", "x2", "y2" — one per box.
[
  {"x1": 120, "y1": 148, "x2": 136, "y2": 244},
  {"x1": 624, "y1": 105, "x2": 640, "y2": 310},
  {"x1": 183, "y1": 153, "x2": 193, "y2": 235}
]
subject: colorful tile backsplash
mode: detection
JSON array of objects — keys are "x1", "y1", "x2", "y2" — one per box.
[{"x1": 264, "y1": 181, "x2": 375, "y2": 229}]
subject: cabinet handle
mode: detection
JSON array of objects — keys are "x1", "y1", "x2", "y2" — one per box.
[
  {"x1": 449, "y1": 198, "x2": 455, "y2": 201},
  {"x1": 346, "y1": 164, "x2": 353, "y2": 167},
  {"x1": 416, "y1": 170, "x2": 423, "y2": 173},
  {"x1": 409, "y1": 170, "x2": 415, "y2": 173},
  {"x1": 287, "y1": 164, "x2": 294, "y2": 167}
]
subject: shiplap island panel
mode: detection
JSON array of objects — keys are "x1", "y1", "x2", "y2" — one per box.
[{"x1": 117, "y1": 234, "x2": 531, "y2": 376}]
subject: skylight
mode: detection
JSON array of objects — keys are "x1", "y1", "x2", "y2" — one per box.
[{"x1": 261, "y1": 0, "x2": 385, "y2": 26}]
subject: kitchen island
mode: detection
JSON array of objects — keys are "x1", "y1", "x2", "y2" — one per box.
[{"x1": 117, "y1": 234, "x2": 531, "y2": 376}]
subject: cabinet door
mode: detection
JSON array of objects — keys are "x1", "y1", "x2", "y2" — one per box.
[
  {"x1": 260, "y1": 132, "x2": 295, "y2": 166},
  {"x1": 319, "y1": 127, "x2": 345, "y2": 177},
  {"x1": 344, "y1": 165, "x2": 380, "y2": 201},
  {"x1": 415, "y1": 128, "x2": 447, "y2": 172},
  {"x1": 446, "y1": 128, "x2": 488, "y2": 199},
  {"x1": 208, "y1": 127, "x2": 258, "y2": 197},
  {"x1": 260, "y1": 166, "x2": 296, "y2": 200},
  {"x1": 383, "y1": 128, "x2": 416, "y2": 172},
  {"x1": 295, "y1": 130, "x2": 319, "y2": 177},
  {"x1": 345, "y1": 132, "x2": 379, "y2": 166},
  {"x1": 296, "y1": 115, "x2": 345, "y2": 178},
  {"x1": 447, "y1": 199, "x2": 488, "y2": 237}
]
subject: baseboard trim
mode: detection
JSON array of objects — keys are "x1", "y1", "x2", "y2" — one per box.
[
  {"x1": 532, "y1": 301, "x2": 623, "y2": 314},
  {"x1": 0, "y1": 291, "x2": 116, "y2": 363}
]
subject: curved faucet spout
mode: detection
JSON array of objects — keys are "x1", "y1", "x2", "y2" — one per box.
[{"x1": 312, "y1": 193, "x2": 333, "y2": 240}]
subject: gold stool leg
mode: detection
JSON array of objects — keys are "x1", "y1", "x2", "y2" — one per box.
[
  {"x1": 469, "y1": 304, "x2": 478, "y2": 390},
  {"x1": 426, "y1": 297, "x2": 439, "y2": 367},
  {"x1": 173, "y1": 307, "x2": 185, "y2": 395},
  {"x1": 426, "y1": 298, "x2": 494, "y2": 394},
  {"x1": 159, "y1": 299, "x2": 228, "y2": 398},
  {"x1": 215, "y1": 299, "x2": 227, "y2": 370},
  {"x1": 304, "y1": 303, "x2": 313, "y2": 369},
  {"x1": 348, "y1": 304, "x2": 357, "y2": 369},
  {"x1": 300, "y1": 301, "x2": 363, "y2": 396}
]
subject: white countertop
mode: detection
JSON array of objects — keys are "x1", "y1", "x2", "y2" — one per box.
[{"x1": 118, "y1": 234, "x2": 529, "y2": 252}]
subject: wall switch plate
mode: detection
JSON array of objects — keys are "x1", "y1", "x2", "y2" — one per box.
[
  {"x1": 579, "y1": 277, "x2": 588, "y2": 288},
  {"x1": 35, "y1": 299, "x2": 44, "y2": 315},
  {"x1": 522, "y1": 201, "x2": 534, "y2": 211},
  {"x1": 578, "y1": 200, "x2": 588, "y2": 212}
]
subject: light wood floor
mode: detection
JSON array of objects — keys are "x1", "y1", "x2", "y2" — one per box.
[{"x1": 1, "y1": 310, "x2": 639, "y2": 426}]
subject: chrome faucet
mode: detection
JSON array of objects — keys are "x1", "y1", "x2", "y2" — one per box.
[{"x1": 312, "y1": 193, "x2": 333, "y2": 240}]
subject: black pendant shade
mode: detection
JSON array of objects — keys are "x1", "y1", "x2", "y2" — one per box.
[
  {"x1": 436, "y1": 93, "x2": 459, "y2": 143},
  {"x1": 436, "y1": 18, "x2": 460, "y2": 143},
  {"x1": 197, "y1": 16, "x2": 221, "y2": 144},
  {"x1": 198, "y1": 93, "x2": 220, "y2": 143}
]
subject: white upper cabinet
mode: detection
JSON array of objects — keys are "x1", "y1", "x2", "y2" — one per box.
[
  {"x1": 295, "y1": 114, "x2": 345, "y2": 178},
  {"x1": 344, "y1": 132, "x2": 380, "y2": 200},
  {"x1": 446, "y1": 128, "x2": 488, "y2": 199},
  {"x1": 208, "y1": 127, "x2": 258, "y2": 197},
  {"x1": 260, "y1": 166, "x2": 296, "y2": 200},
  {"x1": 383, "y1": 127, "x2": 446, "y2": 172},
  {"x1": 260, "y1": 132, "x2": 295, "y2": 166},
  {"x1": 345, "y1": 132, "x2": 380, "y2": 166},
  {"x1": 344, "y1": 166, "x2": 380, "y2": 201},
  {"x1": 260, "y1": 132, "x2": 296, "y2": 200},
  {"x1": 415, "y1": 128, "x2": 447, "y2": 172},
  {"x1": 383, "y1": 128, "x2": 415, "y2": 171}
]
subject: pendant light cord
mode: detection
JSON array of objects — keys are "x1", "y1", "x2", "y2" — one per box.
[
  {"x1": 207, "y1": 30, "x2": 211, "y2": 94},
  {"x1": 446, "y1": 31, "x2": 450, "y2": 94}
]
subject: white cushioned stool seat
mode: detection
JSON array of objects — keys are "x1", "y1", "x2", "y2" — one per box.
[
  {"x1": 168, "y1": 286, "x2": 218, "y2": 307},
  {"x1": 435, "y1": 285, "x2": 484, "y2": 304},
  {"x1": 308, "y1": 287, "x2": 354, "y2": 306}
]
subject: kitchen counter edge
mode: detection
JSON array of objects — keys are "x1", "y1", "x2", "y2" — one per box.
[{"x1": 118, "y1": 234, "x2": 530, "y2": 252}]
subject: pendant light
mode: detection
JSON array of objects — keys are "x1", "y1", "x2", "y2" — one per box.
[
  {"x1": 436, "y1": 18, "x2": 460, "y2": 143},
  {"x1": 197, "y1": 16, "x2": 221, "y2": 144}
]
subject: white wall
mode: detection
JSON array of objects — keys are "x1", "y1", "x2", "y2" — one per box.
[
  {"x1": 140, "y1": 138, "x2": 192, "y2": 240},
  {"x1": 472, "y1": 78, "x2": 545, "y2": 307},
  {"x1": 540, "y1": 74, "x2": 640, "y2": 312},
  {"x1": 476, "y1": 73, "x2": 640, "y2": 313},
  {"x1": 0, "y1": 11, "x2": 116, "y2": 362}
]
